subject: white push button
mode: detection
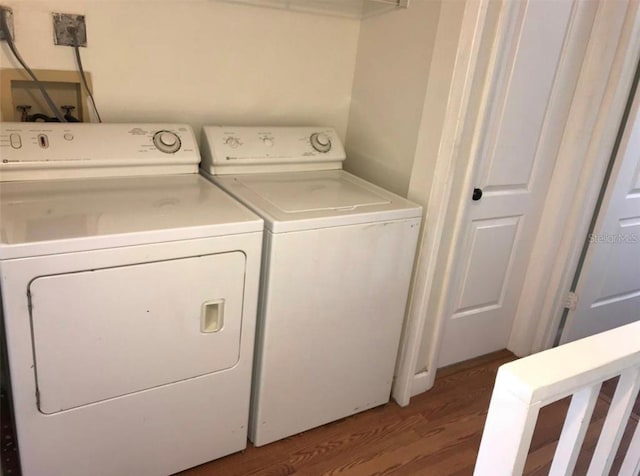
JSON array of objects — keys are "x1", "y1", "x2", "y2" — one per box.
[
  {"x1": 159, "y1": 132, "x2": 177, "y2": 147},
  {"x1": 9, "y1": 133, "x2": 22, "y2": 149},
  {"x1": 63, "y1": 133, "x2": 74, "y2": 141}
]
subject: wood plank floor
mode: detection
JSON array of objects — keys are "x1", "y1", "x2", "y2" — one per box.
[{"x1": 178, "y1": 350, "x2": 639, "y2": 476}]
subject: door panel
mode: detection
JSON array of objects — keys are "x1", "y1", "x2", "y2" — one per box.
[
  {"x1": 455, "y1": 216, "x2": 520, "y2": 315},
  {"x1": 561, "y1": 83, "x2": 640, "y2": 343},
  {"x1": 438, "y1": 0, "x2": 575, "y2": 366},
  {"x1": 596, "y1": 221, "x2": 640, "y2": 300},
  {"x1": 483, "y1": 0, "x2": 566, "y2": 192},
  {"x1": 30, "y1": 252, "x2": 246, "y2": 414}
]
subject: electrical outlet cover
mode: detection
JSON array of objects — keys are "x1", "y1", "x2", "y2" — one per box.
[
  {"x1": 52, "y1": 13, "x2": 87, "y2": 47},
  {"x1": 0, "y1": 6, "x2": 15, "y2": 41}
]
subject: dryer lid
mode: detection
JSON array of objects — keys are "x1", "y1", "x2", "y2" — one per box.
[
  {"x1": 212, "y1": 170, "x2": 422, "y2": 233},
  {"x1": 0, "y1": 174, "x2": 263, "y2": 259}
]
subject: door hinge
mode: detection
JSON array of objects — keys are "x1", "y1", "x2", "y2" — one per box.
[{"x1": 564, "y1": 291, "x2": 578, "y2": 311}]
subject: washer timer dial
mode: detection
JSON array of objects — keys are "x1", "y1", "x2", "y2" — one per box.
[
  {"x1": 153, "y1": 130, "x2": 181, "y2": 154},
  {"x1": 310, "y1": 132, "x2": 331, "y2": 153}
]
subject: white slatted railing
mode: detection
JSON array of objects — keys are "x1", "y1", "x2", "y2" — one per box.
[{"x1": 474, "y1": 321, "x2": 640, "y2": 475}]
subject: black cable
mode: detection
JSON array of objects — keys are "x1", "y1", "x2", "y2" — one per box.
[
  {"x1": 72, "y1": 29, "x2": 102, "y2": 123},
  {"x1": 29, "y1": 113, "x2": 57, "y2": 122},
  {"x1": 0, "y1": 9, "x2": 66, "y2": 122}
]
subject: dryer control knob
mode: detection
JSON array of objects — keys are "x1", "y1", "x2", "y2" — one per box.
[
  {"x1": 310, "y1": 132, "x2": 331, "y2": 153},
  {"x1": 153, "y1": 131, "x2": 181, "y2": 154}
]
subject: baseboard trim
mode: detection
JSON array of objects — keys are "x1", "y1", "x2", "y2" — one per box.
[{"x1": 411, "y1": 370, "x2": 432, "y2": 397}]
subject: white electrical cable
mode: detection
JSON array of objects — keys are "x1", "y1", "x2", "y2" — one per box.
[{"x1": 0, "y1": 8, "x2": 66, "y2": 122}]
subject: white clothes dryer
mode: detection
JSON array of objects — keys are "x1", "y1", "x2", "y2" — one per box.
[
  {"x1": 0, "y1": 123, "x2": 263, "y2": 475},
  {"x1": 200, "y1": 126, "x2": 422, "y2": 446}
]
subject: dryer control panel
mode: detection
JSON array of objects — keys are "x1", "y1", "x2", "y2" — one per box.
[
  {"x1": 0, "y1": 123, "x2": 200, "y2": 182},
  {"x1": 201, "y1": 126, "x2": 346, "y2": 175}
]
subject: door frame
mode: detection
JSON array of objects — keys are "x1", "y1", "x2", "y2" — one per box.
[
  {"x1": 393, "y1": 0, "x2": 640, "y2": 405},
  {"x1": 508, "y1": 0, "x2": 640, "y2": 355},
  {"x1": 392, "y1": 0, "x2": 492, "y2": 406}
]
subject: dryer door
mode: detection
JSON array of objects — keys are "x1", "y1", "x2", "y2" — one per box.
[{"x1": 29, "y1": 252, "x2": 246, "y2": 414}]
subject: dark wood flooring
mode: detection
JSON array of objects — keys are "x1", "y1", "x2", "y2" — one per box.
[{"x1": 179, "y1": 350, "x2": 639, "y2": 476}]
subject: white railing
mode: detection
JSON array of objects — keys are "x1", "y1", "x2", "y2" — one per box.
[{"x1": 474, "y1": 320, "x2": 640, "y2": 475}]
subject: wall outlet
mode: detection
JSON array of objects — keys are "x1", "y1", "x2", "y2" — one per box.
[
  {"x1": 52, "y1": 12, "x2": 87, "y2": 47},
  {"x1": 0, "y1": 6, "x2": 14, "y2": 41}
]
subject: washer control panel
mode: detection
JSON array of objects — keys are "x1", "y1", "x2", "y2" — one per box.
[
  {"x1": 0, "y1": 123, "x2": 199, "y2": 181},
  {"x1": 201, "y1": 126, "x2": 346, "y2": 175}
]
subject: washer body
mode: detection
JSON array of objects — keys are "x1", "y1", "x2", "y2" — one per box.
[
  {"x1": 201, "y1": 126, "x2": 422, "y2": 446},
  {"x1": 0, "y1": 123, "x2": 263, "y2": 475}
]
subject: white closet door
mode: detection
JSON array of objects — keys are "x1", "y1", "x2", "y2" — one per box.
[
  {"x1": 438, "y1": 0, "x2": 576, "y2": 366},
  {"x1": 560, "y1": 82, "x2": 640, "y2": 344}
]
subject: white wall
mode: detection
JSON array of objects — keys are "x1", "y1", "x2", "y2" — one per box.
[
  {"x1": 0, "y1": 0, "x2": 360, "y2": 140},
  {"x1": 406, "y1": 0, "x2": 467, "y2": 372},
  {"x1": 344, "y1": 0, "x2": 442, "y2": 197},
  {"x1": 406, "y1": 1, "x2": 466, "y2": 206}
]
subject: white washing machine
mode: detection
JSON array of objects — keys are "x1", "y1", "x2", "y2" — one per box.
[
  {"x1": 0, "y1": 123, "x2": 263, "y2": 475},
  {"x1": 200, "y1": 126, "x2": 422, "y2": 446}
]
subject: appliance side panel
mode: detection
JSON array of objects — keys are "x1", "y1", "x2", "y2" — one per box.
[{"x1": 250, "y1": 218, "x2": 421, "y2": 445}]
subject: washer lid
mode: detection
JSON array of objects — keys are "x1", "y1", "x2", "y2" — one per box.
[
  {"x1": 0, "y1": 174, "x2": 263, "y2": 259},
  {"x1": 211, "y1": 170, "x2": 422, "y2": 233},
  {"x1": 241, "y1": 174, "x2": 391, "y2": 213}
]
